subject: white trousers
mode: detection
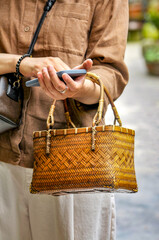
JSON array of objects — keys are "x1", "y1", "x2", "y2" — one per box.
[{"x1": 0, "y1": 162, "x2": 116, "y2": 240}]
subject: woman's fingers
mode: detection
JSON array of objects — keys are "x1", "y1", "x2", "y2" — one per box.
[
  {"x1": 41, "y1": 67, "x2": 54, "y2": 91},
  {"x1": 38, "y1": 67, "x2": 69, "y2": 99},
  {"x1": 73, "y1": 59, "x2": 93, "y2": 71},
  {"x1": 62, "y1": 73, "x2": 84, "y2": 92},
  {"x1": 37, "y1": 58, "x2": 93, "y2": 100},
  {"x1": 61, "y1": 59, "x2": 93, "y2": 92},
  {"x1": 52, "y1": 58, "x2": 70, "y2": 71},
  {"x1": 37, "y1": 72, "x2": 54, "y2": 99},
  {"x1": 47, "y1": 65, "x2": 67, "y2": 92}
]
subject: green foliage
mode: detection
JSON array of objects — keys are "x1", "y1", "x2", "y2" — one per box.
[
  {"x1": 142, "y1": 1, "x2": 159, "y2": 64},
  {"x1": 144, "y1": 45, "x2": 159, "y2": 62},
  {"x1": 146, "y1": 2, "x2": 159, "y2": 29},
  {"x1": 142, "y1": 22, "x2": 159, "y2": 39}
]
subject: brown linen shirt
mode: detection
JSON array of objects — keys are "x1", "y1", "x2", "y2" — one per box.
[{"x1": 0, "y1": 0, "x2": 129, "y2": 168}]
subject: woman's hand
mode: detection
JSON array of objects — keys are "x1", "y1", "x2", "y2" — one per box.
[
  {"x1": 0, "y1": 54, "x2": 70, "y2": 77},
  {"x1": 0, "y1": 53, "x2": 100, "y2": 105},
  {"x1": 37, "y1": 59, "x2": 100, "y2": 104},
  {"x1": 20, "y1": 56, "x2": 70, "y2": 77}
]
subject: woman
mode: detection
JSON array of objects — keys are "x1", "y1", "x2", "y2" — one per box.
[{"x1": 0, "y1": 0, "x2": 129, "y2": 239}]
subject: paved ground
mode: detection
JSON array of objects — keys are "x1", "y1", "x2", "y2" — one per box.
[{"x1": 107, "y1": 43, "x2": 159, "y2": 240}]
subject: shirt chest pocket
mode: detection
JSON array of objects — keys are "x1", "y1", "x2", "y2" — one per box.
[{"x1": 44, "y1": 3, "x2": 90, "y2": 56}]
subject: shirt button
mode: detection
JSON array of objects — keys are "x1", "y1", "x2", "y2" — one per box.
[{"x1": 24, "y1": 26, "x2": 30, "y2": 32}]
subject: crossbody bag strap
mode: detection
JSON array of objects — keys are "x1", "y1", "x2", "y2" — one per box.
[
  {"x1": 6, "y1": 0, "x2": 56, "y2": 101},
  {"x1": 15, "y1": 0, "x2": 56, "y2": 79},
  {"x1": 27, "y1": 0, "x2": 56, "y2": 55}
]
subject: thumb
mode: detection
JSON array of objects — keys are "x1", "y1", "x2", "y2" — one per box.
[{"x1": 73, "y1": 59, "x2": 93, "y2": 71}]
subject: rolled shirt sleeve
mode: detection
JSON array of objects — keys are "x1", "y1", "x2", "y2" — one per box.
[{"x1": 86, "y1": 0, "x2": 129, "y2": 103}]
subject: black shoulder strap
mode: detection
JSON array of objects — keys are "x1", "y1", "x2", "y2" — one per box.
[
  {"x1": 27, "y1": 0, "x2": 56, "y2": 55},
  {"x1": 5, "y1": 0, "x2": 56, "y2": 102}
]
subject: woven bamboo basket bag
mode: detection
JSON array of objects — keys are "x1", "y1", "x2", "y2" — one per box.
[{"x1": 30, "y1": 72, "x2": 138, "y2": 195}]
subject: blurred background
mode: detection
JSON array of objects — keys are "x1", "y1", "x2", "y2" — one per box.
[{"x1": 107, "y1": 0, "x2": 159, "y2": 239}]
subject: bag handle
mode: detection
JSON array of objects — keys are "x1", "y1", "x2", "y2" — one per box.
[
  {"x1": 45, "y1": 72, "x2": 122, "y2": 153},
  {"x1": 46, "y1": 72, "x2": 122, "y2": 131},
  {"x1": 86, "y1": 72, "x2": 122, "y2": 126}
]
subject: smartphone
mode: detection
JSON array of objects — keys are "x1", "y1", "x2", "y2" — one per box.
[{"x1": 25, "y1": 69, "x2": 87, "y2": 87}]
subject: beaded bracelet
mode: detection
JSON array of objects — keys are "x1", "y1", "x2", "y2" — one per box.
[{"x1": 16, "y1": 53, "x2": 31, "y2": 78}]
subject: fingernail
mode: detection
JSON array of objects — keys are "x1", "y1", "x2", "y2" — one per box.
[
  {"x1": 62, "y1": 73, "x2": 70, "y2": 80},
  {"x1": 48, "y1": 65, "x2": 53, "y2": 70},
  {"x1": 42, "y1": 67, "x2": 47, "y2": 72}
]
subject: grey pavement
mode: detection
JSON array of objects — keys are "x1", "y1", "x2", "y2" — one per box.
[{"x1": 107, "y1": 43, "x2": 159, "y2": 240}]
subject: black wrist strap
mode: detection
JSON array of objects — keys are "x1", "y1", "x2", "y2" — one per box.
[{"x1": 15, "y1": 54, "x2": 31, "y2": 79}]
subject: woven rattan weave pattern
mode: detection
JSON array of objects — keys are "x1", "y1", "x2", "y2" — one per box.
[{"x1": 30, "y1": 72, "x2": 138, "y2": 195}]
